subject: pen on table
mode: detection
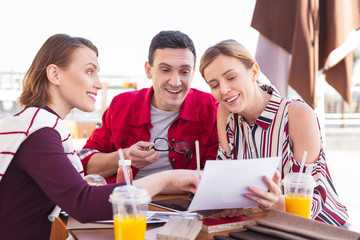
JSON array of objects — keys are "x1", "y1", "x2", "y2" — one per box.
[{"x1": 195, "y1": 140, "x2": 200, "y2": 171}]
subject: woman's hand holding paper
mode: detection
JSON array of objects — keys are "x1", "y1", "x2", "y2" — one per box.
[{"x1": 244, "y1": 170, "x2": 285, "y2": 211}]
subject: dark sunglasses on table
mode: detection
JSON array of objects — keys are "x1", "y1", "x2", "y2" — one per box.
[{"x1": 149, "y1": 137, "x2": 193, "y2": 159}]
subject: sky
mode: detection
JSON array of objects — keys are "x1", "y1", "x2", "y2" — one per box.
[{"x1": 0, "y1": 0, "x2": 258, "y2": 91}]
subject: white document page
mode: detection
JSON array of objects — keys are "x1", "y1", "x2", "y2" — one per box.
[{"x1": 188, "y1": 157, "x2": 280, "y2": 211}]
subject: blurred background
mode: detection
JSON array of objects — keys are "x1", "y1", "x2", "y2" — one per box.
[{"x1": 1, "y1": 0, "x2": 359, "y2": 232}]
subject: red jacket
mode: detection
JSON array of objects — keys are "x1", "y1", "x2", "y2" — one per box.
[{"x1": 81, "y1": 87, "x2": 218, "y2": 183}]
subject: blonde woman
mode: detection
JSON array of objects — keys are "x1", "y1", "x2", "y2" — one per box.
[{"x1": 199, "y1": 39, "x2": 348, "y2": 226}]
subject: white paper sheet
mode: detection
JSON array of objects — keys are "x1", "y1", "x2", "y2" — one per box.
[
  {"x1": 188, "y1": 157, "x2": 281, "y2": 211},
  {"x1": 94, "y1": 211, "x2": 198, "y2": 224}
]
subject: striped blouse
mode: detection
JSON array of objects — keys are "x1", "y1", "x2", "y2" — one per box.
[{"x1": 217, "y1": 86, "x2": 348, "y2": 226}]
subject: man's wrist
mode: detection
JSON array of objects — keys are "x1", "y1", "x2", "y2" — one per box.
[{"x1": 121, "y1": 148, "x2": 130, "y2": 160}]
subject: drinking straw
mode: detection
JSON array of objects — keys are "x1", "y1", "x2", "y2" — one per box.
[
  {"x1": 118, "y1": 149, "x2": 138, "y2": 216},
  {"x1": 118, "y1": 149, "x2": 131, "y2": 186},
  {"x1": 195, "y1": 140, "x2": 200, "y2": 171},
  {"x1": 298, "y1": 151, "x2": 307, "y2": 175},
  {"x1": 295, "y1": 151, "x2": 307, "y2": 195}
]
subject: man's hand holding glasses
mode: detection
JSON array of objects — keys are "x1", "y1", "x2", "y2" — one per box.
[
  {"x1": 121, "y1": 138, "x2": 193, "y2": 170},
  {"x1": 149, "y1": 137, "x2": 193, "y2": 159},
  {"x1": 123, "y1": 141, "x2": 160, "y2": 169}
]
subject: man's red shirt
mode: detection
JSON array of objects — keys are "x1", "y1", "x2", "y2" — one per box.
[{"x1": 80, "y1": 87, "x2": 219, "y2": 183}]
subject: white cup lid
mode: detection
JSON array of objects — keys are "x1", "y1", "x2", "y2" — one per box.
[
  {"x1": 282, "y1": 173, "x2": 315, "y2": 187},
  {"x1": 118, "y1": 159, "x2": 131, "y2": 166},
  {"x1": 109, "y1": 185, "x2": 151, "y2": 204}
]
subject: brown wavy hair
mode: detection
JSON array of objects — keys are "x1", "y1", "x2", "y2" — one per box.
[{"x1": 19, "y1": 34, "x2": 98, "y2": 107}]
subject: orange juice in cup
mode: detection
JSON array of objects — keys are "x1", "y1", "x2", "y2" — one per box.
[
  {"x1": 113, "y1": 214, "x2": 147, "y2": 240},
  {"x1": 109, "y1": 185, "x2": 151, "y2": 240},
  {"x1": 285, "y1": 193, "x2": 312, "y2": 218},
  {"x1": 282, "y1": 173, "x2": 315, "y2": 218}
]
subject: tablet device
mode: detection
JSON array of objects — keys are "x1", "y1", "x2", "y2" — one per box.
[{"x1": 150, "y1": 198, "x2": 191, "y2": 212}]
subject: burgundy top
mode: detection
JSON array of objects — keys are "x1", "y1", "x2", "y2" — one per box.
[{"x1": 0, "y1": 108, "x2": 124, "y2": 240}]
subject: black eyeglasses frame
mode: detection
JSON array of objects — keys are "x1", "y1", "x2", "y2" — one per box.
[{"x1": 150, "y1": 137, "x2": 193, "y2": 159}]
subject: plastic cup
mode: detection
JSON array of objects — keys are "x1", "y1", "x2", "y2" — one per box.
[
  {"x1": 109, "y1": 185, "x2": 151, "y2": 240},
  {"x1": 282, "y1": 173, "x2": 315, "y2": 218},
  {"x1": 84, "y1": 174, "x2": 107, "y2": 186}
]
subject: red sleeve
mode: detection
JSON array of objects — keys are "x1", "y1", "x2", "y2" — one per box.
[
  {"x1": 201, "y1": 100, "x2": 219, "y2": 165},
  {"x1": 202, "y1": 119, "x2": 219, "y2": 163},
  {"x1": 80, "y1": 107, "x2": 115, "y2": 169}
]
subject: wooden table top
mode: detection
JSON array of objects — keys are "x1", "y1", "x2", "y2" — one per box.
[{"x1": 54, "y1": 194, "x2": 267, "y2": 240}]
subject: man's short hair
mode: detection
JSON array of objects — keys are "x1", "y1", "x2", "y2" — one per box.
[{"x1": 148, "y1": 30, "x2": 196, "y2": 66}]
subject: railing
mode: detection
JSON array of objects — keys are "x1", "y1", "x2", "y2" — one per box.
[
  {"x1": 1, "y1": 71, "x2": 360, "y2": 128},
  {"x1": 325, "y1": 112, "x2": 360, "y2": 128},
  {"x1": 0, "y1": 71, "x2": 144, "y2": 120}
]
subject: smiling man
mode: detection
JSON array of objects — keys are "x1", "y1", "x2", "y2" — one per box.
[{"x1": 79, "y1": 31, "x2": 218, "y2": 184}]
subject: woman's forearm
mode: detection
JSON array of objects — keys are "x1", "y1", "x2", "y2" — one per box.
[{"x1": 133, "y1": 171, "x2": 171, "y2": 196}]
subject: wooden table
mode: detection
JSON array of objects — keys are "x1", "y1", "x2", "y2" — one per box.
[{"x1": 50, "y1": 194, "x2": 267, "y2": 240}]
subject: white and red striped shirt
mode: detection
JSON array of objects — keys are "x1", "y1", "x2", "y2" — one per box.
[
  {"x1": 218, "y1": 86, "x2": 348, "y2": 226},
  {"x1": 0, "y1": 107, "x2": 84, "y2": 221}
]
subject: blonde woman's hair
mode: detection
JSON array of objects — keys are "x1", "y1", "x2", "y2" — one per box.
[{"x1": 199, "y1": 39, "x2": 256, "y2": 79}]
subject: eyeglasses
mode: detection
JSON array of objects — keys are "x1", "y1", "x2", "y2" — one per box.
[{"x1": 150, "y1": 137, "x2": 193, "y2": 159}]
